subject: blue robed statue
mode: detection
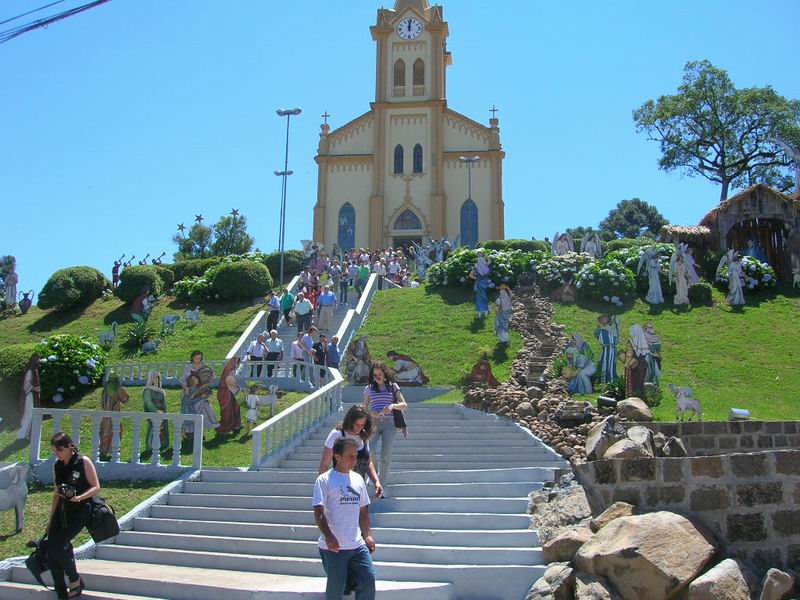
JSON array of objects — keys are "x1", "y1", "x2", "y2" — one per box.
[{"x1": 594, "y1": 314, "x2": 620, "y2": 383}]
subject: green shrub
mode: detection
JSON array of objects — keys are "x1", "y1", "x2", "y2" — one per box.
[
  {"x1": 604, "y1": 238, "x2": 653, "y2": 253},
  {"x1": 123, "y1": 321, "x2": 156, "y2": 350},
  {"x1": 264, "y1": 250, "x2": 305, "y2": 280},
  {"x1": 0, "y1": 343, "x2": 39, "y2": 413},
  {"x1": 116, "y1": 266, "x2": 164, "y2": 303},
  {"x1": 35, "y1": 335, "x2": 107, "y2": 402},
  {"x1": 606, "y1": 243, "x2": 675, "y2": 294},
  {"x1": 38, "y1": 266, "x2": 110, "y2": 310},
  {"x1": 688, "y1": 282, "x2": 713, "y2": 305},
  {"x1": 425, "y1": 248, "x2": 534, "y2": 287},
  {"x1": 170, "y1": 257, "x2": 223, "y2": 282},
  {"x1": 601, "y1": 374, "x2": 627, "y2": 400},
  {"x1": 703, "y1": 249, "x2": 726, "y2": 279},
  {"x1": 529, "y1": 252, "x2": 595, "y2": 292},
  {"x1": 173, "y1": 276, "x2": 213, "y2": 303},
  {"x1": 153, "y1": 265, "x2": 175, "y2": 289},
  {"x1": 210, "y1": 260, "x2": 273, "y2": 300},
  {"x1": 575, "y1": 258, "x2": 636, "y2": 305},
  {"x1": 715, "y1": 256, "x2": 777, "y2": 292},
  {"x1": 479, "y1": 239, "x2": 552, "y2": 254}
]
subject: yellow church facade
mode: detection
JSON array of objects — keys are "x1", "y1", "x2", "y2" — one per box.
[{"x1": 312, "y1": 0, "x2": 505, "y2": 251}]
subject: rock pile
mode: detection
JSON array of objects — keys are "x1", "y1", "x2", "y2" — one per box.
[{"x1": 584, "y1": 416, "x2": 688, "y2": 461}]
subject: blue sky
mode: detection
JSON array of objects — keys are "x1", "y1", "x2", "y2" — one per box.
[{"x1": 2, "y1": 0, "x2": 799, "y2": 294}]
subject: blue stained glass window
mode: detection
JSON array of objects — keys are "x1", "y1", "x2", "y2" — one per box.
[
  {"x1": 394, "y1": 145, "x2": 404, "y2": 174},
  {"x1": 394, "y1": 209, "x2": 422, "y2": 230},
  {"x1": 413, "y1": 144, "x2": 423, "y2": 173},
  {"x1": 337, "y1": 203, "x2": 356, "y2": 251},
  {"x1": 460, "y1": 199, "x2": 478, "y2": 247}
]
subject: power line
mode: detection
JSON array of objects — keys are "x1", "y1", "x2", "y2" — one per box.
[
  {"x1": 0, "y1": 0, "x2": 68, "y2": 26},
  {"x1": 0, "y1": 0, "x2": 112, "y2": 45}
]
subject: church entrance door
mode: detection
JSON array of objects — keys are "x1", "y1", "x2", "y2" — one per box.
[{"x1": 393, "y1": 236, "x2": 422, "y2": 250}]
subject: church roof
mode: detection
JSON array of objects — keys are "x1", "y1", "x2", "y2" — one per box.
[
  {"x1": 394, "y1": 0, "x2": 430, "y2": 12},
  {"x1": 699, "y1": 183, "x2": 799, "y2": 227}
]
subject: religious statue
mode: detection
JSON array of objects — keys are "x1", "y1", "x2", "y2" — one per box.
[
  {"x1": 594, "y1": 315, "x2": 620, "y2": 383},
  {"x1": 386, "y1": 350, "x2": 429, "y2": 386},
  {"x1": 5, "y1": 257, "x2": 18, "y2": 309},
  {"x1": 467, "y1": 358, "x2": 500, "y2": 388},
  {"x1": 469, "y1": 249, "x2": 492, "y2": 317},
  {"x1": 716, "y1": 250, "x2": 745, "y2": 306},
  {"x1": 743, "y1": 239, "x2": 767, "y2": 263},
  {"x1": 638, "y1": 247, "x2": 664, "y2": 305},
  {"x1": 552, "y1": 233, "x2": 574, "y2": 256},
  {"x1": 569, "y1": 333, "x2": 594, "y2": 360},
  {"x1": 549, "y1": 275, "x2": 578, "y2": 303},
  {"x1": 99, "y1": 373, "x2": 129, "y2": 456},
  {"x1": 412, "y1": 241, "x2": 433, "y2": 279},
  {"x1": 669, "y1": 251, "x2": 690, "y2": 305},
  {"x1": 112, "y1": 254, "x2": 124, "y2": 288},
  {"x1": 17, "y1": 353, "x2": 42, "y2": 440},
  {"x1": 131, "y1": 288, "x2": 156, "y2": 323},
  {"x1": 580, "y1": 231, "x2": 603, "y2": 258},
  {"x1": 301, "y1": 240, "x2": 324, "y2": 261},
  {"x1": 143, "y1": 372, "x2": 170, "y2": 451},
  {"x1": 619, "y1": 324, "x2": 651, "y2": 398},
  {"x1": 563, "y1": 345, "x2": 596, "y2": 395},
  {"x1": 494, "y1": 284, "x2": 513, "y2": 344},
  {"x1": 673, "y1": 243, "x2": 700, "y2": 285},
  {"x1": 642, "y1": 322, "x2": 662, "y2": 387},
  {"x1": 344, "y1": 335, "x2": 372, "y2": 384}
]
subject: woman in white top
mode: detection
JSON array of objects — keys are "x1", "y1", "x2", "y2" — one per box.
[{"x1": 318, "y1": 405, "x2": 383, "y2": 499}]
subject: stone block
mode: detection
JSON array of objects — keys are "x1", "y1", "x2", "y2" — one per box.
[
  {"x1": 719, "y1": 436, "x2": 736, "y2": 450},
  {"x1": 793, "y1": 483, "x2": 800, "y2": 504},
  {"x1": 744, "y1": 421, "x2": 762, "y2": 433},
  {"x1": 784, "y1": 422, "x2": 798, "y2": 434},
  {"x1": 740, "y1": 435, "x2": 754, "y2": 448},
  {"x1": 729, "y1": 421, "x2": 742, "y2": 434},
  {"x1": 689, "y1": 435, "x2": 717, "y2": 449},
  {"x1": 727, "y1": 513, "x2": 767, "y2": 542},
  {"x1": 661, "y1": 458, "x2": 685, "y2": 483},
  {"x1": 690, "y1": 486, "x2": 731, "y2": 511},
  {"x1": 691, "y1": 456, "x2": 724, "y2": 478},
  {"x1": 645, "y1": 486, "x2": 658, "y2": 505},
  {"x1": 789, "y1": 434, "x2": 800, "y2": 446},
  {"x1": 620, "y1": 458, "x2": 655, "y2": 482},
  {"x1": 731, "y1": 453, "x2": 768, "y2": 478},
  {"x1": 758, "y1": 436, "x2": 775, "y2": 449},
  {"x1": 736, "y1": 482, "x2": 783, "y2": 507},
  {"x1": 660, "y1": 485, "x2": 686, "y2": 505},
  {"x1": 658, "y1": 423, "x2": 679, "y2": 438},
  {"x1": 787, "y1": 544, "x2": 800, "y2": 570},
  {"x1": 774, "y1": 435, "x2": 788, "y2": 447},
  {"x1": 774, "y1": 450, "x2": 800, "y2": 476},
  {"x1": 703, "y1": 422, "x2": 728, "y2": 435},
  {"x1": 611, "y1": 487, "x2": 641, "y2": 506},
  {"x1": 682, "y1": 422, "x2": 703, "y2": 435},
  {"x1": 593, "y1": 460, "x2": 616, "y2": 485},
  {"x1": 765, "y1": 422, "x2": 783, "y2": 434},
  {"x1": 772, "y1": 510, "x2": 800, "y2": 537}
]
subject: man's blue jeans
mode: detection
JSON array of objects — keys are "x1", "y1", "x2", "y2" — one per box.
[{"x1": 319, "y1": 545, "x2": 376, "y2": 600}]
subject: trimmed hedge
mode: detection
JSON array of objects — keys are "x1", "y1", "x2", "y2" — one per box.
[
  {"x1": 264, "y1": 250, "x2": 304, "y2": 280},
  {"x1": 153, "y1": 265, "x2": 175, "y2": 289},
  {"x1": 38, "y1": 266, "x2": 110, "y2": 310},
  {"x1": 0, "y1": 343, "x2": 38, "y2": 414},
  {"x1": 688, "y1": 282, "x2": 713, "y2": 305},
  {"x1": 479, "y1": 239, "x2": 552, "y2": 254},
  {"x1": 170, "y1": 257, "x2": 223, "y2": 282},
  {"x1": 210, "y1": 260, "x2": 273, "y2": 300},
  {"x1": 116, "y1": 265, "x2": 165, "y2": 303}
]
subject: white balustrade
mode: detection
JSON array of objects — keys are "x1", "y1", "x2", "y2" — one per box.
[
  {"x1": 251, "y1": 366, "x2": 344, "y2": 468},
  {"x1": 29, "y1": 408, "x2": 203, "y2": 472}
]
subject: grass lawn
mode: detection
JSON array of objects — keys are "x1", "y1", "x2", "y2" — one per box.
[
  {"x1": 0, "y1": 388, "x2": 307, "y2": 467},
  {"x1": 0, "y1": 295, "x2": 261, "y2": 364},
  {"x1": 0, "y1": 479, "x2": 167, "y2": 560},
  {"x1": 553, "y1": 285, "x2": 800, "y2": 421},
  {"x1": 358, "y1": 286, "x2": 523, "y2": 387}
]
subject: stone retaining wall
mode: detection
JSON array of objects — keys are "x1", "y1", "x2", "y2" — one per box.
[
  {"x1": 623, "y1": 421, "x2": 800, "y2": 456},
  {"x1": 575, "y1": 449, "x2": 800, "y2": 573}
]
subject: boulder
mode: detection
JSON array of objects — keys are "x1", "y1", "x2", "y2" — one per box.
[
  {"x1": 575, "y1": 572, "x2": 621, "y2": 600},
  {"x1": 584, "y1": 416, "x2": 625, "y2": 461},
  {"x1": 517, "y1": 401, "x2": 536, "y2": 418},
  {"x1": 575, "y1": 511, "x2": 716, "y2": 600},
  {"x1": 542, "y1": 527, "x2": 594, "y2": 563},
  {"x1": 590, "y1": 502, "x2": 635, "y2": 533},
  {"x1": 652, "y1": 432, "x2": 668, "y2": 457},
  {"x1": 527, "y1": 386, "x2": 544, "y2": 400},
  {"x1": 603, "y1": 438, "x2": 652, "y2": 459},
  {"x1": 626, "y1": 425, "x2": 654, "y2": 455},
  {"x1": 687, "y1": 558, "x2": 751, "y2": 600},
  {"x1": 526, "y1": 563, "x2": 575, "y2": 600},
  {"x1": 759, "y1": 568, "x2": 796, "y2": 600},
  {"x1": 616, "y1": 398, "x2": 653, "y2": 422},
  {"x1": 663, "y1": 436, "x2": 689, "y2": 458}
]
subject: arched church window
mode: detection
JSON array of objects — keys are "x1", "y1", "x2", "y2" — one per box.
[
  {"x1": 394, "y1": 209, "x2": 422, "y2": 230},
  {"x1": 393, "y1": 59, "x2": 406, "y2": 87},
  {"x1": 337, "y1": 203, "x2": 356, "y2": 251},
  {"x1": 413, "y1": 144, "x2": 423, "y2": 173},
  {"x1": 413, "y1": 58, "x2": 425, "y2": 86},
  {"x1": 460, "y1": 199, "x2": 479, "y2": 248},
  {"x1": 394, "y1": 145, "x2": 404, "y2": 174}
]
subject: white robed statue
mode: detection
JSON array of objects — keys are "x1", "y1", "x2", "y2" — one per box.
[
  {"x1": 552, "y1": 232, "x2": 574, "y2": 256},
  {"x1": 580, "y1": 232, "x2": 603, "y2": 258},
  {"x1": 717, "y1": 250, "x2": 745, "y2": 306},
  {"x1": 638, "y1": 247, "x2": 664, "y2": 305},
  {"x1": 673, "y1": 243, "x2": 700, "y2": 285},
  {"x1": 669, "y1": 251, "x2": 690, "y2": 305}
]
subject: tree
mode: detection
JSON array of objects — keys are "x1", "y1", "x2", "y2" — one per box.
[
  {"x1": 173, "y1": 223, "x2": 212, "y2": 261},
  {"x1": 211, "y1": 214, "x2": 254, "y2": 256},
  {"x1": 0, "y1": 255, "x2": 13, "y2": 305},
  {"x1": 634, "y1": 60, "x2": 800, "y2": 201},
  {"x1": 566, "y1": 226, "x2": 592, "y2": 240},
  {"x1": 599, "y1": 199, "x2": 668, "y2": 240}
]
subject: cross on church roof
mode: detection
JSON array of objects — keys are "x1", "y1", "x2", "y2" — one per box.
[
  {"x1": 490, "y1": 105, "x2": 499, "y2": 118},
  {"x1": 322, "y1": 111, "x2": 330, "y2": 125}
]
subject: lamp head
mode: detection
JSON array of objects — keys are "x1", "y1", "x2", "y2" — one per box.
[{"x1": 277, "y1": 108, "x2": 303, "y2": 117}]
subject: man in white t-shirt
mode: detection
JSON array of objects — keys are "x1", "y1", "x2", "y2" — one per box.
[{"x1": 313, "y1": 438, "x2": 376, "y2": 599}]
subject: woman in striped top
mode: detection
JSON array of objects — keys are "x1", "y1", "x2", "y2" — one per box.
[{"x1": 363, "y1": 362, "x2": 407, "y2": 491}]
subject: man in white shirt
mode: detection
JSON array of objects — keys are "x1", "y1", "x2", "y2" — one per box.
[
  {"x1": 265, "y1": 329, "x2": 284, "y2": 377},
  {"x1": 246, "y1": 334, "x2": 267, "y2": 377},
  {"x1": 291, "y1": 331, "x2": 307, "y2": 379},
  {"x1": 294, "y1": 292, "x2": 314, "y2": 333},
  {"x1": 313, "y1": 438, "x2": 376, "y2": 599}
]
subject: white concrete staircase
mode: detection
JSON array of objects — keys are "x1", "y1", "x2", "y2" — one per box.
[{"x1": 1, "y1": 404, "x2": 564, "y2": 600}]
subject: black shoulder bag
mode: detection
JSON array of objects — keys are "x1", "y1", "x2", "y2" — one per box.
[
  {"x1": 25, "y1": 536, "x2": 51, "y2": 589},
  {"x1": 391, "y1": 384, "x2": 407, "y2": 429},
  {"x1": 87, "y1": 496, "x2": 120, "y2": 543}
]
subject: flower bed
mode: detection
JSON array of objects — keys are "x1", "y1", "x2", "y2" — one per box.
[
  {"x1": 606, "y1": 243, "x2": 675, "y2": 293},
  {"x1": 574, "y1": 258, "x2": 636, "y2": 305},
  {"x1": 715, "y1": 256, "x2": 777, "y2": 291},
  {"x1": 36, "y1": 335, "x2": 107, "y2": 403},
  {"x1": 425, "y1": 248, "x2": 534, "y2": 287},
  {"x1": 530, "y1": 252, "x2": 594, "y2": 292}
]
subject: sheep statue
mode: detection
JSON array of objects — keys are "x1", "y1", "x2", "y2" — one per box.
[
  {"x1": 185, "y1": 306, "x2": 201, "y2": 324},
  {"x1": 161, "y1": 314, "x2": 181, "y2": 335},
  {"x1": 0, "y1": 463, "x2": 30, "y2": 533},
  {"x1": 669, "y1": 384, "x2": 703, "y2": 422},
  {"x1": 99, "y1": 322, "x2": 118, "y2": 349}
]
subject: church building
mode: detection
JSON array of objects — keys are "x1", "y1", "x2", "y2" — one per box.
[{"x1": 312, "y1": 0, "x2": 505, "y2": 251}]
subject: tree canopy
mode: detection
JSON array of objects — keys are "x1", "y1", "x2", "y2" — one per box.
[
  {"x1": 599, "y1": 198, "x2": 668, "y2": 240},
  {"x1": 172, "y1": 212, "x2": 254, "y2": 261},
  {"x1": 634, "y1": 60, "x2": 800, "y2": 201}
]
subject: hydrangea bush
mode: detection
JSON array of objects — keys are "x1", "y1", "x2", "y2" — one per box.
[
  {"x1": 529, "y1": 252, "x2": 594, "y2": 291},
  {"x1": 574, "y1": 258, "x2": 636, "y2": 305},
  {"x1": 715, "y1": 256, "x2": 777, "y2": 291},
  {"x1": 606, "y1": 243, "x2": 675, "y2": 293},
  {"x1": 35, "y1": 334, "x2": 107, "y2": 402},
  {"x1": 425, "y1": 248, "x2": 532, "y2": 287}
]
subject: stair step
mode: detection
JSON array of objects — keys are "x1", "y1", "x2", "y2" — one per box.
[
  {"x1": 281, "y1": 458, "x2": 561, "y2": 469},
  {"x1": 114, "y1": 531, "x2": 543, "y2": 566},
  {"x1": 205, "y1": 466, "x2": 557, "y2": 484},
  {"x1": 8, "y1": 561, "x2": 453, "y2": 600},
  {"x1": 133, "y1": 517, "x2": 540, "y2": 547},
  {"x1": 150, "y1": 505, "x2": 532, "y2": 529},
  {"x1": 287, "y1": 450, "x2": 554, "y2": 462},
  {"x1": 306, "y1": 431, "x2": 527, "y2": 441},
  {"x1": 0, "y1": 581, "x2": 161, "y2": 600}
]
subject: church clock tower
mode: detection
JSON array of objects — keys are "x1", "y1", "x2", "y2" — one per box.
[{"x1": 313, "y1": 0, "x2": 505, "y2": 252}]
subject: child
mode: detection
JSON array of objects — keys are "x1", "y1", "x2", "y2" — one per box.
[{"x1": 245, "y1": 384, "x2": 261, "y2": 431}]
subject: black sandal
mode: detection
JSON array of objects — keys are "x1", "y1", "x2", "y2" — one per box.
[{"x1": 68, "y1": 578, "x2": 84, "y2": 598}]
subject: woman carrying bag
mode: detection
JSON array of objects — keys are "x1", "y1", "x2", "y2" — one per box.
[{"x1": 47, "y1": 431, "x2": 101, "y2": 599}]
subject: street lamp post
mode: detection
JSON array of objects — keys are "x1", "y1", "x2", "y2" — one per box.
[
  {"x1": 459, "y1": 156, "x2": 480, "y2": 246},
  {"x1": 275, "y1": 107, "x2": 302, "y2": 287}
]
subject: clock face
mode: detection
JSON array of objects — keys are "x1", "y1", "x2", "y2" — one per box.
[{"x1": 396, "y1": 18, "x2": 423, "y2": 40}]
